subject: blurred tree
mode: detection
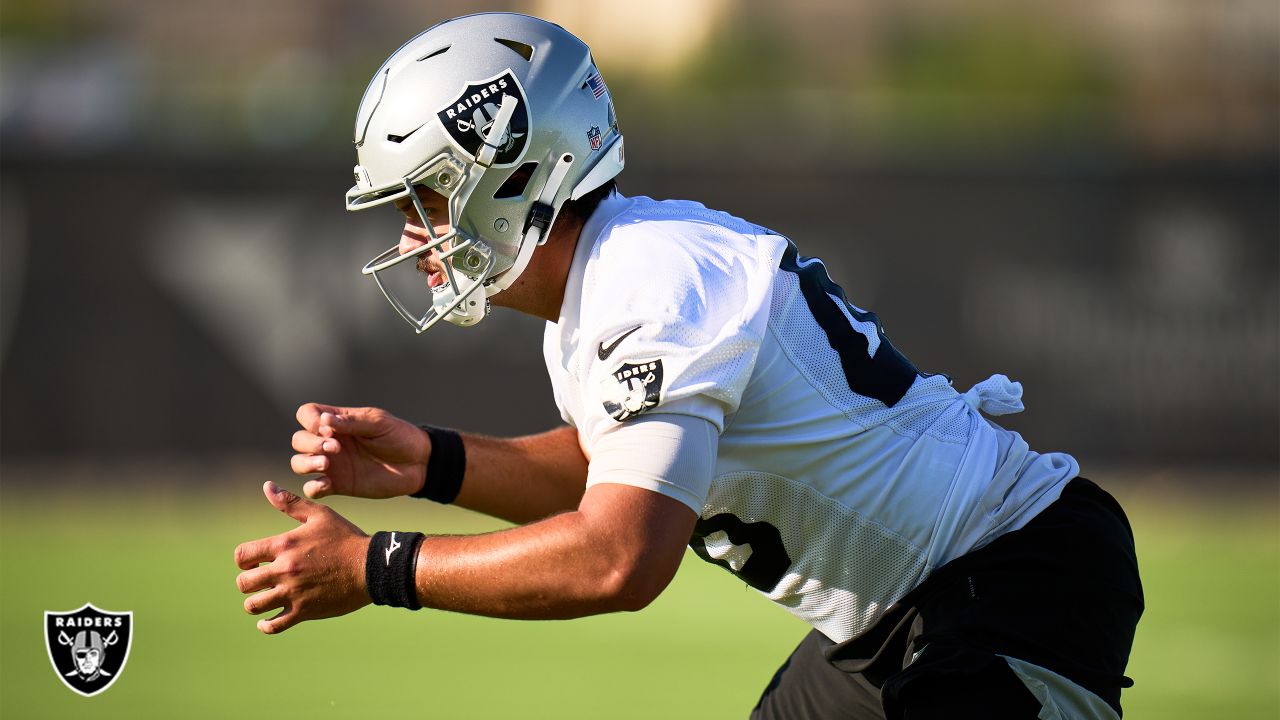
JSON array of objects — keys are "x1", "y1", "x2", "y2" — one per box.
[{"x1": 865, "y1": 12, "x2": 1119, "y2": 151}]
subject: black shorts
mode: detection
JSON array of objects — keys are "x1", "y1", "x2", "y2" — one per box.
[{"x1": 751, "y1": 478, "x2": 1144, "y2": 720}]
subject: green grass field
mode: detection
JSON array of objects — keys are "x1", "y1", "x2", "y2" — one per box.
[{"x1": 1, "y1": 467, "x2": 1276, "y2": 719}]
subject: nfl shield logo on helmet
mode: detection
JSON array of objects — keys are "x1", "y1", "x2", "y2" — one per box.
[
  {"x1": 436, "y1": 70, "x2": 530, "y2": 167},
  {"x1": 587, "y1": 126, "x2": 602, "y2": 151},
  {"x1": 45, "y1": 603, "x2": 133, "y2": 697}
]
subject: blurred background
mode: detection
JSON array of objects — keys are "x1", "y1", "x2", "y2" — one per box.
[{"x1": 1, "y1": 0, "x2": 1276, "y2": 717}]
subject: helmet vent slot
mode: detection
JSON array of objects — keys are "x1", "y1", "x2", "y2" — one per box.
[
  {"x1": 494, "y1": 38, "x2": 534, "y2": 62},
  {"x1": 493, "y1": 162, "x2": 539, "y2": 199},
  {"x1": 417, "y1": 46, "x2": 450, "y2": 62}
]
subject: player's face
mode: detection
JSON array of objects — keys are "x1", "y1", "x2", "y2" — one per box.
[{"x1": 394, "y1": 186, "x2": 453, "y2": 288}]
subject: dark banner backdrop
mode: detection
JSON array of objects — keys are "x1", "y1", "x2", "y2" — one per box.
[{"x1": 2, "y1": 149, "x2": 1275, "y2": 470}]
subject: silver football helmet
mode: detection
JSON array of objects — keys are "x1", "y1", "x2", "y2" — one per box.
[{"x1": 346, "y1": 13, "x2": 625, "y2": 332}]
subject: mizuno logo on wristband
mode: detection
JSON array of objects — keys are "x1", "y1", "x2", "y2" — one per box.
[{"x1": 385, "y1": 532, "x2": 402, "y2": 565}]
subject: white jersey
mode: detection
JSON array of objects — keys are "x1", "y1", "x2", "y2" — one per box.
[{"x1": 543, "y1": 194, "x2": 1079, "y2": 643}]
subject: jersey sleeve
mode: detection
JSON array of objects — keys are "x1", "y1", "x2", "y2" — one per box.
[
  {"x1": 586, "y1": 413, "x2": 718, "y2": 514},
  {"x1": 575, "y1": 215, "x2": 784, "y2": 447}
]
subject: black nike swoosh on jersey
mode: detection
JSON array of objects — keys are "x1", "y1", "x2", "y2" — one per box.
[{"x1": 597, "y1": 325, "x2": 643, "y2": 361}]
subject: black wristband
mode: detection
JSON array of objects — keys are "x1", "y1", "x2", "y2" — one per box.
[
  {"x1": 365, "y1": 531, "x2": 426, "y2": 610},
  {"x1": 413, "y1": 425, "x2": 465, "y2": 504}
]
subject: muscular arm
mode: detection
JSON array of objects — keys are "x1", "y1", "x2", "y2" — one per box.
[
  {"x1": 417, "y1": 482, "x2": 697, "y2": 618},
  {"x1": 416, "y1": 414, "x2": 714, "y2": 618},
  {"x1": 249, "y1": 413, "x2": 715, "y2": 631},
  {"x1": 452, "y1": 425, "x2": 589, "y2": 525},
  {"x1": 291, "y1": 404, "x2": 587, "y2": 526}
]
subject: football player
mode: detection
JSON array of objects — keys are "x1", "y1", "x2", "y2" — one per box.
[{"x1": 233, "y1": 13, "x2": 1142, "y2": 719}]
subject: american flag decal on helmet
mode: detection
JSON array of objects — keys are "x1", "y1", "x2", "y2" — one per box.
[{"x1": 586, "y1": 71, "x2": 607, "y2": 99}]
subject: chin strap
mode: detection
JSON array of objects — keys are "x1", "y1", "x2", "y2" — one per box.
[{"x1": 486, "y1": 152, "x2": 576, "y2": 295}]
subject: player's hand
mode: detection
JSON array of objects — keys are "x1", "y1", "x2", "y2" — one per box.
[
  {"x1": 291, "y1": 403, "x2": 430, "y2": 499},
  {"x1": 234, "y1": 482, "x2": 371, "y2": 634}
]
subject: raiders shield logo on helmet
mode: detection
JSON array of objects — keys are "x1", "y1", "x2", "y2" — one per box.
[
  {"x1": 44, "y1": 603, "x2": 133, "y2": 697},
  {"x1": 436, "y1": 70, "x2": 530, "y2": 167},
  {"x1": 601, "y1": 359, "x2": 664, "y2": 422}
]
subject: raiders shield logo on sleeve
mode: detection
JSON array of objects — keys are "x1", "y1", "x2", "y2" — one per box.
[
  {"x1": 44, "y1": 603, "x2": 133, "y2": 697},
  {"x1": 601, "y1": 359, "x2": 664, "y2": 421},
  {"x1": 436, "y1": 70, "x2": 530, "y2": 167}
]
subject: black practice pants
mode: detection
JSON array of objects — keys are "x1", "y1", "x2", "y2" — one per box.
[{"x1": 751, "y1": 478, "x2": 1144, "y2": 719}]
